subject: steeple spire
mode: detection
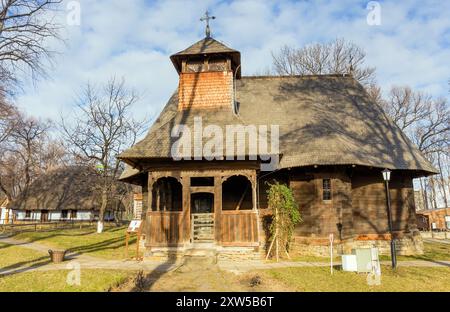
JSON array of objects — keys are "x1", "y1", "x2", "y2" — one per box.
[{"x1": 200, "y1": 10, "x2": 215, "y2": 38}]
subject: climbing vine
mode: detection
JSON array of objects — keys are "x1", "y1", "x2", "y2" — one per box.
[{"x1": 266, "y1": 182, "x2": 301, "y2": 261}]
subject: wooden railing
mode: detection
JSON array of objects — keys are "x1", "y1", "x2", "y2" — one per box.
[
  {"x1": 220, "y1": 210, "x2": 259, "y2": 246},
  {"x1": 0, "y1": 220, "x2": 125, "y2": 234},
  {"x1": 146, "y1": 211, "x2": 187, "y2": 246}
]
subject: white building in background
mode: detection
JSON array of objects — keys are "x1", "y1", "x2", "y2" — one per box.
[
  {"x1": 13, "y1": 209, "x2": 116, "y2": 222},
  {"x1": 0, "y1": 197, "x2": 12, "y2": 224},
  {"x1": 8, "y1": 166, "x2": 127, "y2": 223}
]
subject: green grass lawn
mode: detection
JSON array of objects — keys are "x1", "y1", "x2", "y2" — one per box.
[
  {"x1": 380, "y1": 240, "x2": 450, "y2": 262},
  {"x1": 8, "y1": 225, "x2": 138, "y2": 260},
  {"x1": 280, "y1": 241, "x2": 450, "y2": 263},
  {"x1": 0, "y1": 242, "x2": 50, "y2": 269},
  {"x1": 0, "y1": 270, "x2": 133, "y2": 292},
  {"x1": 0, "y1": 242, "x2": 133, "y2": 291},
  {"x1": 261, "y1": 266, "x2": 450, "y2": 292},
  {"x1": 1, "y1": 236, "x2": 450, "y2": 292}
]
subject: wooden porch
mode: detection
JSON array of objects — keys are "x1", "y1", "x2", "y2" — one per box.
[{"x1": 142, "y1": 169, "x2": 260, "y2": 250}]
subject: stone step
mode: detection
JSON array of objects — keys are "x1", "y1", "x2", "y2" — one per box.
[
  {"x1": 184, "y1": 248, "x2": 217, "y2": 257},
  {"x1": 183, "y1": 247, "x2": 218, "y2": 265}
]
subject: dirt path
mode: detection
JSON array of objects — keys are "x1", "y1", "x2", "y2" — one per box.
[
  {"x1": 0, "y1": 236, "x2": 181, "y2": 276},
  {"x1": 113, "y1": 258, "x2": 291, "y2": 292}
]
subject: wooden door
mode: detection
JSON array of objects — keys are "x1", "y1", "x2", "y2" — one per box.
[
  {"x1": 191, "y1": 193, "x2": 214, "y2": 242},
  {"x1": 40, "y1": 210, "x2": 49, "y2": 222}
]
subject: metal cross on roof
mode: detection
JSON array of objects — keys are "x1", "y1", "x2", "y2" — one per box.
[{"x1": 200, "y1": 10, "x2": 216, "y2": 38}]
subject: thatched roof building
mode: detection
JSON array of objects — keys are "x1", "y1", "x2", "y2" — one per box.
[
  {"x1": 118, "y1": 34, "x2": 435, "y2": 258},
  {"x1": 9, "y1": 166, "x2": 126, "y2": 212},
  {"x1": 119, "y1": 74, "x2": 435, "y2": 175}
]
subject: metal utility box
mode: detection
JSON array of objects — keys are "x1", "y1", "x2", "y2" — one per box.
[
  {"x1": 341, "y1": 255, "x2": 357, "y2": 272},
  {"x1": 352, "y1": 248, "x2": 379, "y2": 273}
]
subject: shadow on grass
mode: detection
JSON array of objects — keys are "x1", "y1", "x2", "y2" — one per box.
[
  {"x1": 0, "y1": 245, "x2": 52, "y2": 278},
  {"x1": 0, "y1": 226, "x2": 136, "y2": 260},
  {"x1": 130, "y1": 254, "x2": 179, "y2": 292},
  {"x1": 65, "y1": 236, "x2": 137, "y2": 259}
]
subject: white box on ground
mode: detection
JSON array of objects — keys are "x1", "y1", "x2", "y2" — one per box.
[{"x1": 341, "y1": 255, "x2": 357, "y2": 271}]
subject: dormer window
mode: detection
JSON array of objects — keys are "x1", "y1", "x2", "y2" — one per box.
[
  {"x1": 186, "y1": 60, "x2": 205, "y2": 73},
  {"x1": 172, "y1": 37, "x2": 240, "y2": 111},
  {"x1": 184, "y1": 58, "x2": 228, "y2": 73},
  {"x1": 208, "y1": 58, "x2": 227, "y2": 71}
]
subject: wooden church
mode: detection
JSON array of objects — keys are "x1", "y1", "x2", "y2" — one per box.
[{"x1": 118, "y1": 21, "x2": 436, "y2": 258}]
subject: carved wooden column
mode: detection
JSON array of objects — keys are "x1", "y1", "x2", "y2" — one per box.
[
  {"x1": 147, "y1": 173, "x2": 155, "y2": 215},
  {"x1": 181, "y1": 174, "x2": 191, "y2": 243},
  {"x1": 141, "y1": 175, "x2": 149, "y2": 218},
  {"x1": 144, "y1": 173, "x2": 155, "y2": 246},
  {"x1": 251, "y1": 173, "x2": 257, "y2": 211},
  {"x1": 251, "y1": 171, "x2": 261, "y2": 247},
  {"x1": 214, "y1": 175, "x2": 222, "y2": 244}
]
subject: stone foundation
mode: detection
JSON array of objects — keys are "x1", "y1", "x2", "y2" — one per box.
[
  {"x1": 144, "y1": 245, "x2": 261, "y2": 261},
  {"x1": 143, "y1": 232, "x2": 425, "y2": 261},
  {"x1": 290, "y1": 233, "x2": 424, "y2": 257}
]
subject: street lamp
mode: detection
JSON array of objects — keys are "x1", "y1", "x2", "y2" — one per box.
[{"x1": 382, "y1": 168, "x2": 397, "y2": 269}]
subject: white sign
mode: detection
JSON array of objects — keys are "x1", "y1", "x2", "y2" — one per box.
[{"x1": 127, "y1": 219, "x2": 142, "y2": 233}]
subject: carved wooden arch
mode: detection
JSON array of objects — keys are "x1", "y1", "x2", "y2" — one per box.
[
  {"x1": 221, "y1": 173, "x2": 254, "y2": 184},
  {"x1": 148, "y1": 172, "x2": 183, "y2": 190},
  {"x1": 153, "y1": 175, "x2": 182, "y2": 184},
  {"x1": 221, "y1": 173, "x2": 257, "y2": 211}
]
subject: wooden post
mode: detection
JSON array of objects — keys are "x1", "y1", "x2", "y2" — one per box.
[
  {"x1": 125, "y1": 232, "x2": 129, "y2": 259},
  {"x1": 136, "y1": 230, "x2": 141, "y2": 261},
  {"x1": 182, "y1": 175, "x2": 190, "y2": 243},
  {"x1": 156, "y1": 184, "x2": 161, "y2": 212},
  {"x1": 215, "y1": 176, "x2": 222, "y2": 243},
  {"x1": 148, "y1": 174, "x2": 154, "y2": 214},
  {"x1": 275, "y1": 206, "x2": 279, "y2": 262}
]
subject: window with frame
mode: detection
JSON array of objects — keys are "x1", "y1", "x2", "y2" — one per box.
[
  {"x1": 323, "y1": 179, "x2": 332, "y2": 201},
  {"x1": 25, "y1": 210, "x2": 31, "y2": 218},
  {"x1": 186, "y1": 61, "x2": 205, "y2": 73},
  {"x1": 208, "y1": 59, "x2": 227, "y2": 71}
]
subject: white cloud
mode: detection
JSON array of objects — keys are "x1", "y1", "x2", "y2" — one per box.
[{"x1": 14, "y1": 0, "x2": 450, "y2": 123}]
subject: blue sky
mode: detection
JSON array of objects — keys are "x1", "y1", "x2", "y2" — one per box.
[{"x1": 15, "y1": 0, "x2": 450, "y2": 121}]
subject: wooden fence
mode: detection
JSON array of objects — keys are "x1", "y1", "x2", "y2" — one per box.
[{"x1": 0, "y1": 220, "x2": 125, "y2": 234}]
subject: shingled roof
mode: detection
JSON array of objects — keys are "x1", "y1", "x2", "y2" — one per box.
[
  {"x1": 118, "y1": 75, "x2": 437, "y2": 178},
  {"x1": 9, "y1": 166, "x2": 127, "y2": 211},
  {"x1": 170, "y1": 37, "x2": 241, "y2": 77}
]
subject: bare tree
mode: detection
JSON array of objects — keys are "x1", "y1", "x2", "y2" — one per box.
[
  {"x1": 380, "y1": 85, "x2": 450, "y2": 210},
  {"x1": 380, "y1": 86, "x2": 433, "y2": 131},
  {"x1": 436, "y1": 151, "x2": 448, "y2": 208},
  {"x1": 272, "y1": 38, "x2": 376, "y2": 85},
  {"x1": 60, "y1": 77, "x2": 147, "y2": 233},
  {"x1": 0, "y1": 0, "x2": 62, "y2": 92},
  {"x1": 381, "y1": 86, "x2": 450, "y2": 155},
  {"x1": 0, "y1": 94, "x2": 18, "y2": 146},
  {"x1": 366, "y1": 83, "x2": 383, "y2": 106},
  {"x1": 0, "y1": 113, "x2": 52, "y2": 200}
]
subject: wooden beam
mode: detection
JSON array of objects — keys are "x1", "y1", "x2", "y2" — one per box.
[{"x1": 235, "y1": 184, "x2": 249, "y2": 210}]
